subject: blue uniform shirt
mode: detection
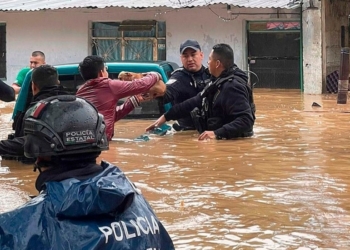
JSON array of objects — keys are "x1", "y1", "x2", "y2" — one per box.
[{"x1": 163, "y1": 66, "x2": 210, "y2": 129}]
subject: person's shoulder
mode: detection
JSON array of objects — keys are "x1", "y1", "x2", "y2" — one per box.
[
  {"x1": 0, "y1": 194, "x2": 46, "y2": 220},
  {"x1": 14, "y1": 67, "x2": 30, "y2": 83},
  {"x1": 17, "y1": 67, "x2": 30, "y2": 75},
  {"x1": 19, "y1": 67, "x2": 30, "y2": 72},
  {"x1": 171, "y1": 67, "x2": 190, "y2": 78},
  {"x1": 193, "y1": 65, "x2": 209, "y2": 75},
  {"x1": 223, "y1": 77, "x2": 249, "y2": 95},
  {"x1": 82, "y1": 77, "x2": 110, "y2": 87},
  {"x1": 100, "y1": 160, "x2": 124, "y2": 173},
  {"x1": 168, "y1": 68, "x2": 191, "y2": 85}
]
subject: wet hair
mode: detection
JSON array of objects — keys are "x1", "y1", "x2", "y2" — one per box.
[
  {"x1": 31, "y1": 64, "x2": 59, "y2": 90},
  {"x1": 79, "y1": 55, "x2": 105, "y2": 81},
  {"x1": 32, "y1": 51, "x2": 45, "y2": 60},
  {"x1": 212, "y1": 43, "x2": 234, "y2": 69}
]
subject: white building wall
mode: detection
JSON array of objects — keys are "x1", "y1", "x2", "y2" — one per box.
[
  {"x1": 303, "y1": 0, "x2": 323, "y2": 94},
  {"x1": 302, "y1": 6, "x2": 323, "y2": 94},
  {"x1": 0, "y1": 5, "x2": 298, "y2": 84}
]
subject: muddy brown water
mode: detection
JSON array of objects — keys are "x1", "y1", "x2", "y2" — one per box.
[{"x1": 1, "y1": 89, "x2": 350, "y2": 249}]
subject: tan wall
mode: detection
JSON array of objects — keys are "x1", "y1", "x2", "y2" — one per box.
[
  {"x1": 303, "y1": 0, "x2": 323, "y2": 94},
  {"x1": 303, "y1": 0, "x2": 350, "y2": 94},
  {"x1": 324, "y1": 0, "x2": 350, "y2": 75}
]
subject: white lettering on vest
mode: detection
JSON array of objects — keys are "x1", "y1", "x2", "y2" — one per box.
[
  {"x1": 99, "y1": 226, "x2": 112, "y2": 244},
  {"x1": 137, "y1": 217, "x2": 150, "y2": 234},
  {"x1": 121, "y1": 221, "x2": 136, "y2": 239},
  {"x1": 151, "y1": 216, "x2": 160, "y2": 235},
  {"x1": 111, "y1": 222, "x2": 123, "y2": 241},
  {"x1": 130, "y1": 220, "x2": 141, "y2": 236},
  {"x1": 98, "y1": 216, "x2": 160, "y2": 244},
  {"x1": 145, "y1": 216, "x2": 154, "y2": 234}
]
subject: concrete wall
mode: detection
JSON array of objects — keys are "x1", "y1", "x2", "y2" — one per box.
[
  {"x1": 302, "y1": 0, "x2": 323, "y2": 94},
  {"x1": 302, "y1": 0, "x2": 350, "y2": 94},
  {"x1": 324, "y1": 0, "x2": 350, "y2": 74},
  {"x1": 0, "y1": 5, "x2": 298, "y2": 85}
]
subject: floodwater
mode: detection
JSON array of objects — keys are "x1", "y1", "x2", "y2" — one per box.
[{"x1": 1, "y1": 89, "x2": 350, "y2": 249}]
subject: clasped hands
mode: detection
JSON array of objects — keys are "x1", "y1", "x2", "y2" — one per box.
[{"x1": 118, "y1": 71, "x2": 166, "y2": 102}]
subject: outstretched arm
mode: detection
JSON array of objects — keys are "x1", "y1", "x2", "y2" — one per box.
[
  {"x1": 164, "y1": 93, "x2": 202, "y2": 121},
  {"x1": 145, "y1": 115, "x2": 167, "y2": 132},
  {"x1": 118, "y1": 71, "x2": 143, "y2": 81},
  {"x1": 109, "y1": 72, "x2": 162, "y2": 99},
  {"x1": 145, "y1": 94, "x2": 202, "y2": 132},
  {"x1": 114, "y1": 95, "x2": 151, "y2": 122},
  {"x1": 149, "y1": 72, "x2": 189, "y2": 104}
]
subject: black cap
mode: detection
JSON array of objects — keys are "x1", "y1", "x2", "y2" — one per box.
[{"x1": 180, "y1": 39, "x2": 201, "y2": 54}]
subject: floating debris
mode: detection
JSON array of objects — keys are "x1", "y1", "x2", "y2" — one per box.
[{"x1": 312, "y1": 102, "x2": 322, "y2": 107}]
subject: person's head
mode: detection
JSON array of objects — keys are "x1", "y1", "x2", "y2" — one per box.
[
  {"x1": 31, "y1": 64, "x2": 59, "y2": 95},
  {"x1": 79, "y1": 55, "x2": 108, "y2": 81},
  {"x1": 207, "y1": 43, "x2": 234, "y2": 77},
  {"x1": 179, "y1": 39, "x2": 204, "y2": 72},
  {"x1": 30, "y1": 51, "x2": 46, "y2": 69},
  {"x1": 23, "y1": 95, "x2": 108, "y2": 164}
]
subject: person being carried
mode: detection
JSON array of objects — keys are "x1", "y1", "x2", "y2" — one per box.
[
  {"x1": 76, "y1": 55, "x2": 165, "y2": 141},
  {"x1": 121, "y1": 40, "x2": 211, "y2": 131},
  {"x1": 0, "y1": 95, "x2": 175, "y2": 249},
  {"x1": 145, "y1": 43, "x2": 255, "y2": 140},
  {"x1": 12, "y1": 51, "x2": 46, "y2": 95},
  {"x1": 0, "y1": 65, "x2": 68, "y2": 161}
]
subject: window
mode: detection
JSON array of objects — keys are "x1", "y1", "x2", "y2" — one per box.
[
  {"x1": 91, "y1": 20, "x2": 166, "y2": 61},
  {"x1": 58, "y1": 74, "x2": 85, "y2": 94},
  {"x1": 0, "y1": 24, "x2": 6, "y2": 79}
]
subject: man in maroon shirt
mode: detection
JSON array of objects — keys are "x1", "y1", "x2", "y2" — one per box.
[{"x1": 76, "y1": 55, "x2": 164, "y2": 141}]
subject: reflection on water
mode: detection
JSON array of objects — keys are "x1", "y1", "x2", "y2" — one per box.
[{"x1": 2, "y1": 89, "x2": 350, "y2": 249}]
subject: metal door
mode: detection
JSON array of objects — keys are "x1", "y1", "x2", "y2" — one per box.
[{"x1": 247, "y1": 22, "x2": 301, "y2": 89}]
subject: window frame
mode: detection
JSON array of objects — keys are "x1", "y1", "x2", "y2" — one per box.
[{"x1": 91, "y1": 20, "x2": 166, "y2": 61}]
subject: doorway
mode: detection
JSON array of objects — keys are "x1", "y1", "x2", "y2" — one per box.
[{"x1": 247, "y1": 21, "x2": 301, "y2": 89}]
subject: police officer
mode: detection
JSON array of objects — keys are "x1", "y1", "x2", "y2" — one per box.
[
  {"x1": 0, "y1": 65, "x2": 68, "y2": 164},
  {"x1": 0, "y1": 95, "x2": 175, "y2": 250},
  {"x1": 146, "y1": 43, "x2": 255, "y2": 140},
  {"x1": 156, "y1": 39, "x2": 211, "y2": 131}
]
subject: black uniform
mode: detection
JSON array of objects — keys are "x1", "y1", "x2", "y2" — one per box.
[
  {"x1": 161, "y1": 66, "x2": 211, "y2": 130},
  {"x1": 164, "y1": 66, "x2": 255, "y2": 139},
  {"x1": 0, "y1": 79, "x2": 15, "y2": 102},
  {"x1": 0, "y1": 85, "x2": 68, "y2": 159}
]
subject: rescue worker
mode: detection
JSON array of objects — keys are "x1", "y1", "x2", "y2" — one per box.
[
  {"x1": 0, "y1": 64, "x2": 68, "y2": 162},
  {"x1": 76, "y1": 55, "x2": 165, "y2": 141},
  {"x1": 154, "y1": 39, "x2": 211, "y2": 131},
  {"x1": 146, "y1": 43, "x2": 255, "y2": 140},
  {"x1": 0, "y1": 95, "x2": 175, "y2": 250},
  {"x1": 120, "y1": 39, "x2": 211, "y2": 131}
]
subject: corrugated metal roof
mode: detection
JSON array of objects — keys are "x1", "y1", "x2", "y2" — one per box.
[{"x1": 0, "y1": 0, "x2": 298, "y2": 12}]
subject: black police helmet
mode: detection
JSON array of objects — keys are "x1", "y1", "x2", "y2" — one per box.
[{"x1": 23, "y1": 95, "x2": 108, "y2": 158}]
